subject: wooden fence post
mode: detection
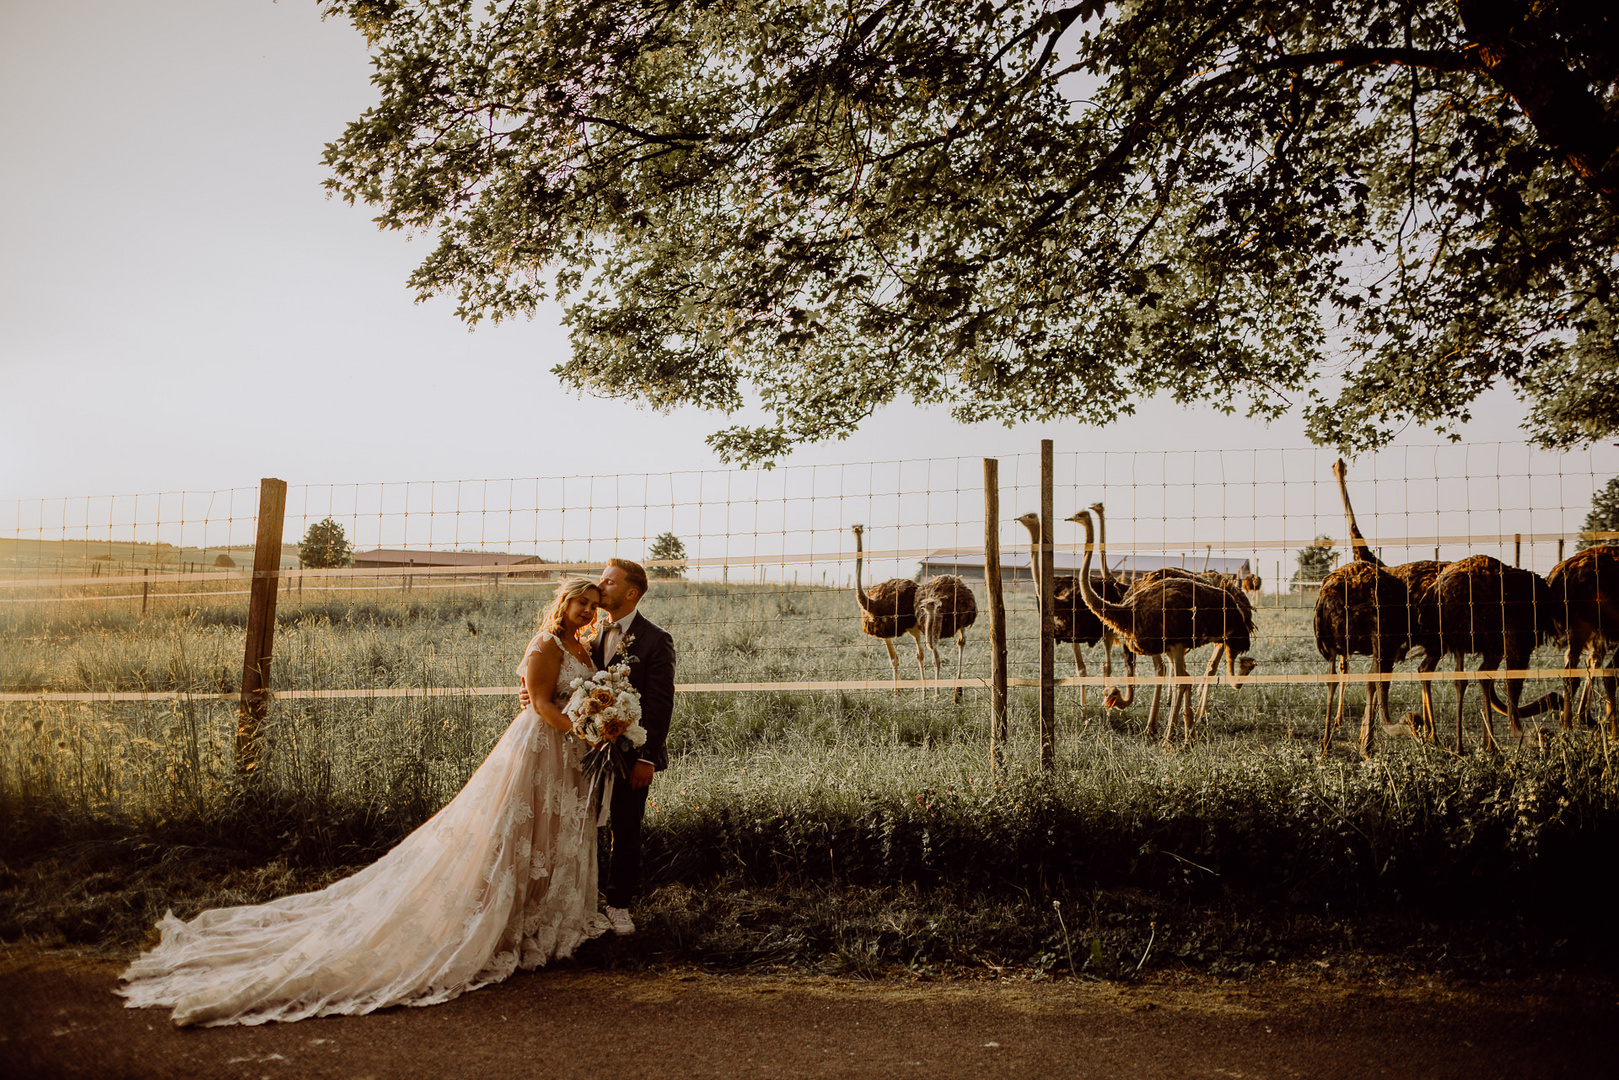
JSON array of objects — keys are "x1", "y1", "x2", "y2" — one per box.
[
  {"x1": 1039, "y1": 439, "x2": 1055, "y2": 771},
  {"x1": 237, "y1": 477, "x2": 287, "y2": 778},
  {"x1": 984, "y1": 459, "x2": 1008, "y2": 769}
]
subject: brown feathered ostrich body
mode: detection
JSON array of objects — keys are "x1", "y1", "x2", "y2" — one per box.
[
  {"x1": 914, "y1": 574, "x2": 978, "y2": 702},
  {"x1": 1072, "y1": 511, "x2": 1257, "y2": 744},
  {"x1": 1331, "y1": 457, "x2": 1448, "y2": 736},
  {"x1": 1099, "y1": 548, "x2": 1254, "y2": 728},
  {"x1": 1313, "y1": 560, "x2": 1411, "y2": 757},
  {"x1": 851, "y1": 524, "x2": 922, "y2": 693},
  {"x1": 1546, "y1": 544, "x2": 1619, "y2": 733},
  {"x1": 1422, "y1": 555, "x2": 1562, "y2": 753}
]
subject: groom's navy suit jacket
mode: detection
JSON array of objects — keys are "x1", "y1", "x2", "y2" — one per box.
[{"x1": 591, "y1": 611, "x2": 676, "y2": 771}]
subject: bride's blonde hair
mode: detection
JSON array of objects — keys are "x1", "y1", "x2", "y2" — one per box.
[{"x1": 536, "y1": 578, "x2": 603, "y2": 644}]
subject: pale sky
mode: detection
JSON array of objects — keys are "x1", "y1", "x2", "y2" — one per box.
[{"x1": 2, "y1": 1, "x2": 1613, "y2": 579}]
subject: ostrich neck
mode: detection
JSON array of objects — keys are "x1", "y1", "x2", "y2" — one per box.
[
  {"x1": 1095, "y1": 507, "x2": 1114, "y2": 583},
  {"x1": 853, "y1": 532, "x2": 871, "y2": 607},
  {"x1": 1334, "y1": 463, "x2": 1384, "y2": 566},
  {"x1": 1074, "y1": 514, "x2": 1133, "y2": 631},
  {"x1": 1019, "y1": 519, "x2": 1043, "y2": 610}
]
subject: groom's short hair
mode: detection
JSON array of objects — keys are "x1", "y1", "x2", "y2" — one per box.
[{"x1": 608, "y1": 557, "x2": 649, "y2": 598}]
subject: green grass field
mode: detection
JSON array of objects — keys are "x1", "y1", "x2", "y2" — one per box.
[{"x1": 1, "y1": 576, "x2": 1614, "y2": 976}]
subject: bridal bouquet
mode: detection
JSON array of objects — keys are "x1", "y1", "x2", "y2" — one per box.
[{"x1": 563, "y1": 662, "x2": 647, "y2": 785}]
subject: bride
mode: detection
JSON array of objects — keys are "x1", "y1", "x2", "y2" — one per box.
[{"x1": 119, "y1": 578, "x2": 612, "y2": 1026}]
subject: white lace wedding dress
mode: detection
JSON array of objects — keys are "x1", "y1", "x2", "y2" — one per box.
[{"x1": 119, "y1": 633, "x2": 608, "y2": 1026}]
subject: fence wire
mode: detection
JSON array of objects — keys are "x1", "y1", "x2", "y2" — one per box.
[{"x1": 3, "y1": 442, "x2": 1618, "y2": 712}]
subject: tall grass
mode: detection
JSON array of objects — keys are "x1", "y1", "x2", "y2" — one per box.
[{"x1": 2, "y1": 580, "x2": 1614, "y2": 929}]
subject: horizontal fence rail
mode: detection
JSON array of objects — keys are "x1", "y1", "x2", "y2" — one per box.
[{"x1": 4, "y1": 668, "x2": 1617, "y2": 704}]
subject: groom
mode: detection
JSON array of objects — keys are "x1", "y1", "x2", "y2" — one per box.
[{"x1": 591, "y1": 557, "x2": 676, "y2": 935}]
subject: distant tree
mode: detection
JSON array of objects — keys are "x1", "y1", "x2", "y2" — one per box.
[
  {"x1": 1293, "y1": 535, "x2": 1339, "y2": 586},
  {"x1": 648, "y1": 533, "x2": 687, "y2": 579},
  {"x1": 213, "y1": 553, "x2": 236, "y2": 568},
  {"x1": 300, "y1": 518, "x2": 353, "y2": 569},
  {"x1": 1578, "y1": 478, "x2": 1619, "y2": 549}
]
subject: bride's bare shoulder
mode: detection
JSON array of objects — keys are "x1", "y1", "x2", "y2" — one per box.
[{"x1": 524, "y1": 632, "x2": 564, "y2": 657}]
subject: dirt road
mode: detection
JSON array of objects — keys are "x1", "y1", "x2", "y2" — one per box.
[{"x1": 1, "y1": 946, "x2": 1612, "y2": 1079}]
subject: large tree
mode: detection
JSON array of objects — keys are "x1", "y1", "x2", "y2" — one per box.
[{"x1": 322, "y1": 0, "x2": 1618, "y2": 464}]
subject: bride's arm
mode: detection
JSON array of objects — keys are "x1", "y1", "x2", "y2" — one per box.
[{"x1": 521, "y1": 641, "x2": 576, "y2": 734}]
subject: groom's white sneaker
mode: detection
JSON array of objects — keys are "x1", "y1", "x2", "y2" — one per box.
[{"x1": 604, "y1": 906, "x2": 635, "y2": 936}]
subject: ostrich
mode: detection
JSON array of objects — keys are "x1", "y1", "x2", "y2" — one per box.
[
  {"x1": 914, "y1": 574, "x2": 978, "y2": 702},
  {"x1": 1016, "y1": 512, "x2": 1109, "y2": 711},
  {"x1": 1332, "y1": 457, "x2": 1449, "y2": 736},
  {"x1": 851, "y1": 524, "x2": 922, "y2": 694},
  {"x1": 1546, "y1": 544, "x2": 1619, "y2": 734},
  {"x1": 1072, "y1": 510, "x2": 1258, "y2": 745},
  {"x1": 1314, "y1": 560, "x2": 1410, "y2": 757},
  {"x1": 1423, "y1": 555, "x2": 1563, "y2": 753},
  {"x1": 1102, "y1": 560, "x2": 1256, "y2": 726}
]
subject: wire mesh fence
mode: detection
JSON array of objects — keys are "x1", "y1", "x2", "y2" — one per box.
[
  {"x1": 7, "y1": 440, "x2": 1619, "y2": 830},
  {"x1": 4, "y1": 441, "x2": 1618, "y2": 704}
]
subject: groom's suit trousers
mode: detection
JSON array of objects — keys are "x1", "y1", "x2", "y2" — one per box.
[{"x1": 604, "y1": 780, "x2": 649, "y2": 908}]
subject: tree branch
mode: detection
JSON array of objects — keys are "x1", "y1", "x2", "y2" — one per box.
[{"x1": 1251, "y1": 46, "x2": 1478, "y2": 76}]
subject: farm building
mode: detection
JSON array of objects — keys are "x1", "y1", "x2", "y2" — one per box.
[
  {"x1": 349, "y1": 549, "x2": 551, "y2": 579},
  {"x1": 916, "y1": 549, "x2": 1252, "y2": 590}
]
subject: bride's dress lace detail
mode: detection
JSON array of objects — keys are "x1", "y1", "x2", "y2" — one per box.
[{"x1": 118, "y1": 633, "x2": 607, "y2": 1027}]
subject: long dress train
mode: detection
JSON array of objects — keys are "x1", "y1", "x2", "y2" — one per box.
[{"x1": 118, "y1": 633, "x2": 607, "y2": 1026}]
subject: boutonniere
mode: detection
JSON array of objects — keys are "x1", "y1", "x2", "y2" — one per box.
[{"x1": 616, "y1": 632, "x2": 636, "y2": 661}]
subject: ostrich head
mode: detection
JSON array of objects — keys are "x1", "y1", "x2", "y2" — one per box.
[
  {"x1": 1016, "y1": 512, "x2": 1040, "y2": 532},
  {"x1": 916, "y1": 597, "x2": 943, "y2": 647},
  {"x1": 1232, "y1": 655, "x2": 1259, "y2": 688},
  {"x1": 1332, "y1": 458, "x2": 1348, "y2": 482},
  {"x1": 851, "y1": 523, "x2": 864, "y2": 538}
]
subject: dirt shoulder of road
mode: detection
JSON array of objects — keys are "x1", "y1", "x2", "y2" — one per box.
[{"x1": 3, "y1": 942, "x2": 1614, "y2": 1080}]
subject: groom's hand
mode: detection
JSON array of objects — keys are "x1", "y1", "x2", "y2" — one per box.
[
  {"x1": 518, "y1": 684, "x2": 531, "y2": 709},
  {"x1": 629, "y1": 760, "x2": 655, "y2": 789}
]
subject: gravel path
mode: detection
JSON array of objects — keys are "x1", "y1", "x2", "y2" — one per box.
[{"x1": 1, "y1": 945, "x2": 1612, "y2": 1079}]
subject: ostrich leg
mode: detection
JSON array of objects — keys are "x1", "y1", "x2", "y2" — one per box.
[
  {"x1": 883, "y1": 639, "x2": 902, "y2": 696},
  {"x1": 1144, "y1": 654, "x2": 1168, "y2": 738},
  {"x1": 1452, "y1": 654, "x2": 1473, "y2": 755},
  {"x1": 1479, "y1": 658, "x2": 1560, "y2": 726},
  {"x1": 1321, "y1": 655, "x2": 1343, "y2": 754},
  {"x1": 1071, "y1": 642, "x2": 1089, "y2": 714},
  {"x1": 1563, "y1": 639, "x2": 1591, "y2": 730},
  {"x1": 1403, "y1": 652, "x2": 1441, "y2": 741},
  {"x1": 1500, "y1": 645, "x2": 1561, "y2": 746},
  {"x1": 1194, "y1": 645, "x2": 1223, "y2": 723},
  {"x1": 1358, "y1": 652, "x2": 1392, "y2": 758},
  {"x1": 1163, "y1": 646, "x2": 1194, "y2": 747},
  {"x1": 911, "y1": 629, "x2": 927, "y2": 696},
  {"x1": 1178, "y1": 649, "x2": 1200, "y2": 746},
  {"x1": 1592, "y1": 645, "x2": 1619, "y2": 734},
  {"x1": 932, "y1": 628, "x2": 945, "y2": 696},
  {"x1": 1474, "y1": 654, "x2": 1507, "y2": 755},
  {"x1": 953, "y1": 629, "x2": 967, "y2": 704}
]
